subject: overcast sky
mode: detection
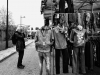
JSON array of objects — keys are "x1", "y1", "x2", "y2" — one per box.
[{"x1": 0, "y1": 0, "x2": 44, "y2": 29}]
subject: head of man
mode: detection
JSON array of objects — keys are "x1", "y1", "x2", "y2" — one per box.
[{"x1": 16, "y1": 26, "x2": 23, "y2": 33}]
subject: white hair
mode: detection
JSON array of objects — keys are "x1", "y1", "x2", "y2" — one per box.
[{"x1": 16, "y1": 26, "x2": 23, "y2": 32}]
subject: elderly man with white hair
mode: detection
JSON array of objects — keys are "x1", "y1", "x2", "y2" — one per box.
[
  {"x1": 70, "y1": 24, "x2": 88, "y2": 75},
  {"x1": 15, "y1": 26, "x2": 25, "y2": 69}
]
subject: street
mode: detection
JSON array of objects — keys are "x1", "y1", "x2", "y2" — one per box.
[
  {"x1": 0, "y1": 42, "x2": 40, "y2": 75},
  {"x1": 0, "y1": 42, "x2": 100, "y2": 75}
]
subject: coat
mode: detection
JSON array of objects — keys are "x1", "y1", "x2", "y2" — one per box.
[{"x1": 15, "y1": 31, "x2": 25, "y2": 51}]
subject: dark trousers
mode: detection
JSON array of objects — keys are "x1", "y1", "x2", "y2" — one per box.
[
  {"x1": 68, "y1": 45, "x2": 72, "y2": 66},
  {"x1": 72, "y1": 47, "x2": 86, "y2": 74},
  {"x1": 55, "y1": 48, "x2": 69, "y2": 74},
  {"x1": 85, "y1": 41, "x2": 94, "y2": 69},
  {"x1": 96, "y1": 41, "x2": 100, "y2": 66},
  {"x1": 17, "y1": 50, "x2": 24, "y2": 66}
]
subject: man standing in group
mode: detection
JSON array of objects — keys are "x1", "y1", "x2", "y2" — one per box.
[
  {"x1": 35, "y1": 19, "x2": 52, "y2": 75},
  {"x1": 52, "y1": 18, "x2": 69, "y2": 74},
  {"x1": 70, "y1": 25, "x2": 87, "y2": 75}
]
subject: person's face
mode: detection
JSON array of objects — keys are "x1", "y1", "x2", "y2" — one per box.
[
  {"x1": 20, "y1": 29, "x2": 23, "y2": 33},
  {"x1": 19, "y1": 27, "x2": 23, "y2": 33}
]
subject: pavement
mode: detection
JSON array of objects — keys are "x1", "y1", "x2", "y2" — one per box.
[{"x1": 0, "y1": 39, "x2": 34, "y2": 62}]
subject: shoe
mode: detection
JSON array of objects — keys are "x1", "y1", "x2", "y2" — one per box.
[
  {"x1": 17, "y1": 65, "x2": 24, "y2": 69},
  {"x1": 21, "y1": 65, "x2": 25, "y2": 67}
]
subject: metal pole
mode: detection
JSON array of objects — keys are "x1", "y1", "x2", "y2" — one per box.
[
  {"x1": 20, "y1": 16, "x2": 25, "y2": 26},
  {"x1": 6, "y1": 0, "x2": 8, "y2": 48}
]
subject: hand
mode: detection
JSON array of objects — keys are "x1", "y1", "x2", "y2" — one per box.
[
  {"x1": 70, "y1": 40, "x2": 74, "y2": 43},
  {"x1": 45, "y1": 42, "x2": 51, "y2": 46}
]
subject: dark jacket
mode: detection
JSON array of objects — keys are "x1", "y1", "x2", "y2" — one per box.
[{"x1": 15, "y1": 31, "x2": 25, "y2": 51}]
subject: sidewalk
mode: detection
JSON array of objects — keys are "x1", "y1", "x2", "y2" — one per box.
[{"x1": 0, "y1": 39, "x2": 34, "y2": 62}]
